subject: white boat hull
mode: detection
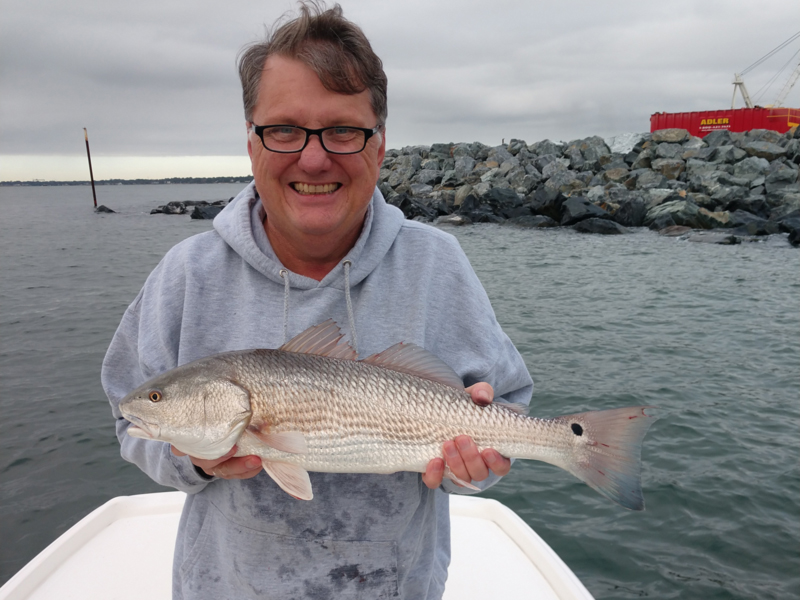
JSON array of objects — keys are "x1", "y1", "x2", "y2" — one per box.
[{"x1": 0, "y1": 492, "x2": 593, "y2": 600}]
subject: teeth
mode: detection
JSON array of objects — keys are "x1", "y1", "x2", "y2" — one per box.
[{"x1": 293, "y1": 183, "x2": 338, "y2": 195}]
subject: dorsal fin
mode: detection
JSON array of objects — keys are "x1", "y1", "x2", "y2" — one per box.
[
  {"x1": 279, "y1": 320, "x2": 358, "y2": 361},
  {"x1": 362, "y1": 342, "x2": 465, "y2": 390}
]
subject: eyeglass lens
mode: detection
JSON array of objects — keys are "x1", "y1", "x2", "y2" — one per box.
[{"x1": 261, "y1": 126, "x2": 367, "y2": 153}]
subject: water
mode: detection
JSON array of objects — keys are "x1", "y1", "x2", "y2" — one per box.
[{"x1": 1, "y1": 185, "x2": 798, "y2": 599}]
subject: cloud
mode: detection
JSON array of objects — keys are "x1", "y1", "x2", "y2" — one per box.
[{"x1": 1, "y1": 0, "x2": 798, "y2": 179}]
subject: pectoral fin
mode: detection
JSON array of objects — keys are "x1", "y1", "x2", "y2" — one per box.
[
  {"x1": 262, "y1": 460, "x2": 314, "y2": 500},
  {"x1": 248, "y1": 426, "x2": 308, "y2": 454}
]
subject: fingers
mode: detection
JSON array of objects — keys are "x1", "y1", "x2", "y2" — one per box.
[
  {"x1": 466, "y1": 382, "x2": 494, "y2": 406},
  {"x1": 207, "y1": 455, "x2": 263, "y2": 480},
  {"x1": 422, "y1": 457, "x2": 445, "y2": 489},
  {"x1": 171, "y1": 445, "x2": 263, "y2": 480},
  {"x1": 441, "y1": 436, "x2": 511, "y2": 487}
]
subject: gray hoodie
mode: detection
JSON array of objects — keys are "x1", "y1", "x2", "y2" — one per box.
[{"x1": 102, "y1": 182, "x2": 533, "y2": 600}]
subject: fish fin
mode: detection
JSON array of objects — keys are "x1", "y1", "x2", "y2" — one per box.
[
  {"x1": 443, "y1": 466, "x2": 481, "y2": 491},
  {"x1": 262, "y1": 460, "x2": 314, "y2": 500},
  {"x1": 247, "y1": 426, "x2": 308, "y2": 454},
  {"x1": 362, "y1": 343, "x2": 465, "y2": 390},
  {"x1": 556, "y1": 406, "x2": 657, "y2": 511},
  {"x1": 279, "y1": 320, "x2": 357, "y2": 361}
]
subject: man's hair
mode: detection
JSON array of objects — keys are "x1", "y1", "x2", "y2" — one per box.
[{"x1": 238, "y1": 2, "x2": 387, "y2": 125}]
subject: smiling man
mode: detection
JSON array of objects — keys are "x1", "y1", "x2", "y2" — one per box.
[{"x1": 102, "y1": 3, "x2": 532, "y2": 599}]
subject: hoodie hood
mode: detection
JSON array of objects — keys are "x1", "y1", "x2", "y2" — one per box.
[{"x1": 213, "y1": 181, "x2": 405, "y2": 291}]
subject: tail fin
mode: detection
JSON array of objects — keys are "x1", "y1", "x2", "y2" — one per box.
[{"x1": 557, "y1": 406, "x2": 656, "y2": 511}]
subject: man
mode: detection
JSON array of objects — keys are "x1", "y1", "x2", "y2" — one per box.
[{"x1": 103, "y1": 3, "x2": 532, "y2": 598}]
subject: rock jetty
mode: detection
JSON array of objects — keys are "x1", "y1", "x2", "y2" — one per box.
[
  {"x1": 150, "y1": 198, "x2": 231, "y2": 219},
  {"x1": 378, "y1": 127, "x2": 800, "y2": 246}
]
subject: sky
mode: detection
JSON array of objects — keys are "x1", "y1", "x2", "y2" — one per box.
[{"x1": 1, "y1": 0, "x2": 798, "y2": 181}]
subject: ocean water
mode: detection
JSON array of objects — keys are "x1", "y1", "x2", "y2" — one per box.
[{"x1": 1, "y1": 184, "x2": 798, "y2": 599}]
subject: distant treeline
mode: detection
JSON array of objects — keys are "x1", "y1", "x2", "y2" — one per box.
[{"x1": 0, "y1": 176, "x2": 253, "y2": 187}]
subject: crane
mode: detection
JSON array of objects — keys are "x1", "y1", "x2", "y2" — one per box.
[
  {"x1": 771, "y1": 61, "x2": 800, "y2": 108},
  {"x1": 733, "y1": 30, "x2": 800, "y2": 109}
]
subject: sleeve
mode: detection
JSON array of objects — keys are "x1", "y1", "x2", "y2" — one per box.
[
  {"x1": 429, "y1": 236, "x2": 534, "y2": 495},
  {"x1": 101, "y1": 258, "x2": 215, "y2": 494}
]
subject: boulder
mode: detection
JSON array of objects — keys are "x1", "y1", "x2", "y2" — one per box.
[
  {"x1": 435, "y1": 214, "x2": 471, "y2": 226},
  {"x1": 685, "y1": 231, "x2": 740, "y2": 245},
  {"x1": 614, "y1": 195, "x2": 648, "y2": 227},
  {"x1": 703, "y1": 130, "x2": 734, "y2": 147},
  {"x1": 655, "y1": 143, "x2": 684, "y2": 159},
  {"x1": 560, "y1": 196, "x2": 610, "y2": 226},
  {"x1": 94, "y1": 204, "x2": 115, "y2": 213},
  {"x1": 573, "y1": 218, "x2": 628, "y2": 234},
  {"x1": 644, "y1": 199, "x2": 703, "y2": 229},
  {"x1": 651, "y1": 158, "x2": 685, "y2": 180},
  {"x1": 505, "y1": 215, "x2": 559, "y2": 228},
  {"x1": 652, "y1": 128, "x2": 689, "y2": 143},
  {"x1": 527, "y1": 187, "x2": 565, "y2": 222},
  {"x1": 190, "y1": 205, "x2": 224, "y2": 220},
  {"x1": 658, "y1": 225, "x2": 693, "y2": 237},
  {"x1": 743, "y1": 141, "x2": 787, "y2": 161},
  {"x1": 697, "y1": 207, "x2": 731, "y2": 229},
  {"x1": 733, "y1": 156, "x2": 770, "y2": 182}
]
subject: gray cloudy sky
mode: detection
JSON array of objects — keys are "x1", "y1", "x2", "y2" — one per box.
[{"x1": 1, "y1": 0, "x2": 798, "y2": 180}]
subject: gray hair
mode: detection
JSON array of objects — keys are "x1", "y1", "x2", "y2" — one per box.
[{"x1": 238, "y1": 2, "x2": 388, "y2": 125}]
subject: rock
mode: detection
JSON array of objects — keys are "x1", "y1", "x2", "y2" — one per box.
[
  {"x1": 743, "y1": 141, "x2": 787, "y2": 161},
  {"x1": 528, "y1": 139, "x2": 564, "y2": 157},
  {"x1": 778, "y1": 217, "x2": 800, "y2": 245},
  {"x1": 505, "y1": 215, "x2": 559, "y2": 228},
  {"x1": 603, "y1": 167, "x2": 630, "y2": 183},
  {"x1": 614, "y1": 195, "x2": 648, "y2": 227},
  {"x1": 573, "y1": 218, "x2": 628, "y2": 234},
  {"x1": 453, "y1": 156, "x2": 476, "y2": 181},
  {"x1": 713, "y1": 145, "x2": 748, "y2": 164},
  {"x1": 733, "y1": 156, "x2": 770, "y2": 182},
  {"x1": 528, "y1": 187, "x2": 565, "y2": 222},
  {"x1": 655, "y1": 143, "x2": 684, "y2": 159},
  {"x1": 544, "y1": 169, "x2": 584, "y2": 195},
  {"x1": 728, "y1": 210, "x2": 781, "y2": 236},
  {"x1": 697, "y1": 207, "x2": 731, "y2": 229},
  {"x1": 636, "y1": 170, "x2": 668, "y2": 189},
  {"x1": 703, "y1": 130, "x2": 734, "y2": 147},
  {"x1": 644, "y1": 199, "x2": 703, "y2": 229},
  {"x1": 412, "y1": 169, "x2": 441, "y2": 186},
  {"x1": 658, "y1": 225, "x2": 693, "y2": 236},
  {"x1": 685, "y1": 231, "x2": 740, "y2": 245},
  {"x1": 652, "y1": 128, "x2": 689, "y2": 143},
  {"x1": 190, "y1": 205, "x2": 224, "y2": 220},
  {"x1": 94, "y1": 204, "x2": 115, "y2": 213},
  {"x1": 435, "y1": 214, "x2": 471, "y2": 226},
  {"x1": 560, "y1": 196, "x2": 610, "y2": 226},
  {"x1": 453, "y1": 184, "x2": 473, "y2": 208},
  {"x1": 604, "y1": 133, "x2": 646, "y2": 154},
  {"x1": 409, "y1": 183, "x2": 434, "y2": 197},
  {"x1": 630, "y1": 149, "x2": 653, "y2": 170},
  {"x1": 651, "y1": 158, "x2": 685, "y2": 180}
]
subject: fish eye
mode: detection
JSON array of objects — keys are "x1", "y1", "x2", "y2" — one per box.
[
  {"x1": 571, "y1": 423, "x2": 583, "y2": 436},
  {"x1": 148, "y1": 390, "x2": 163, "y2": 402}
]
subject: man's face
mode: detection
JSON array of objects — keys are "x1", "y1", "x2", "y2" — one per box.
[{"x1": 247, "y1": 55, "x2": 385, "y2": 250}]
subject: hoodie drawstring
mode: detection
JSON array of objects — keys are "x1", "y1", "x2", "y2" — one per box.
[
  {"x1": 343, "y1": 260, "x2": 358, "y2": 355},
  {"x1": 279, "y1": 269, "x2": 290, "y2": 345},
  {"x1": 278, "y1": 261, "x2": 358, "y2": 354}
]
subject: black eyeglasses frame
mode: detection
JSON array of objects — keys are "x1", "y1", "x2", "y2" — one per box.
[{"x1": 249, "y1": 123, "x2": 382, "y2": 155}]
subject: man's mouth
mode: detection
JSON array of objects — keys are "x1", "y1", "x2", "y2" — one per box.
[{"x1": 292, "y1": 183, "x2": 340, "y2": 195}]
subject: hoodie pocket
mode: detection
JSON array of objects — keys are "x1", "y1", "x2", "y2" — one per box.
[{"x1": 178, "y1": 501, "x2": 399, "y2": 599}]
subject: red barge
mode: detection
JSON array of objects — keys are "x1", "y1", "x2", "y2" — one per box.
[{"x1": 650, "y1": 107, "x2": 799, "y2": 137}]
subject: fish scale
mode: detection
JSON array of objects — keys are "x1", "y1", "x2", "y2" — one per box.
[{"x1": 120, "y1": 320, "x2": 656, "y2": 509}]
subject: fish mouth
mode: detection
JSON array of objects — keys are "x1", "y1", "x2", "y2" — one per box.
[{"x1": 122, "y1": 413, "x2": 159, "y2": 439}]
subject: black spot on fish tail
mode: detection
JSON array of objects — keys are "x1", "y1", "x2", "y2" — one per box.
[{"x1": 571, "y1": 423, "x2": 584, "y2": 436}]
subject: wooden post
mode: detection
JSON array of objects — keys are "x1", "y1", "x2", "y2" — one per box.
[{"x1": 84, "y1": 128, "x2": 97, "y2": 207}]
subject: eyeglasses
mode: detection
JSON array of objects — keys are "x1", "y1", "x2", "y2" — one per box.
[{"x1": 249, "y1": 124, "x2": 381, "y2": 154}]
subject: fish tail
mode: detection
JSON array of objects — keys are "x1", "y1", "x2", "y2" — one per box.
[{"x1": 555, "y1": 406, "x2": 657, "y2": 511}]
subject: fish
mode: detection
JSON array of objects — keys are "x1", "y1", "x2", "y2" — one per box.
[{"x1": 119, "y1": 320, "x2": 656, "y2": 509}]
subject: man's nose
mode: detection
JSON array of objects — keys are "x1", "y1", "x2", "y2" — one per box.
[{"x1": 297, "y1": 133, "x2": 332, "y2": 171}]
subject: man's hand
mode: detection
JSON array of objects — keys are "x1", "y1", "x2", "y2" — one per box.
[
  {"x1": 421, "y1": 382, "x2": 512, "y2": 490},
  {"x1": 171, "y1": 445, "x2": 262, "y2": 480}
]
